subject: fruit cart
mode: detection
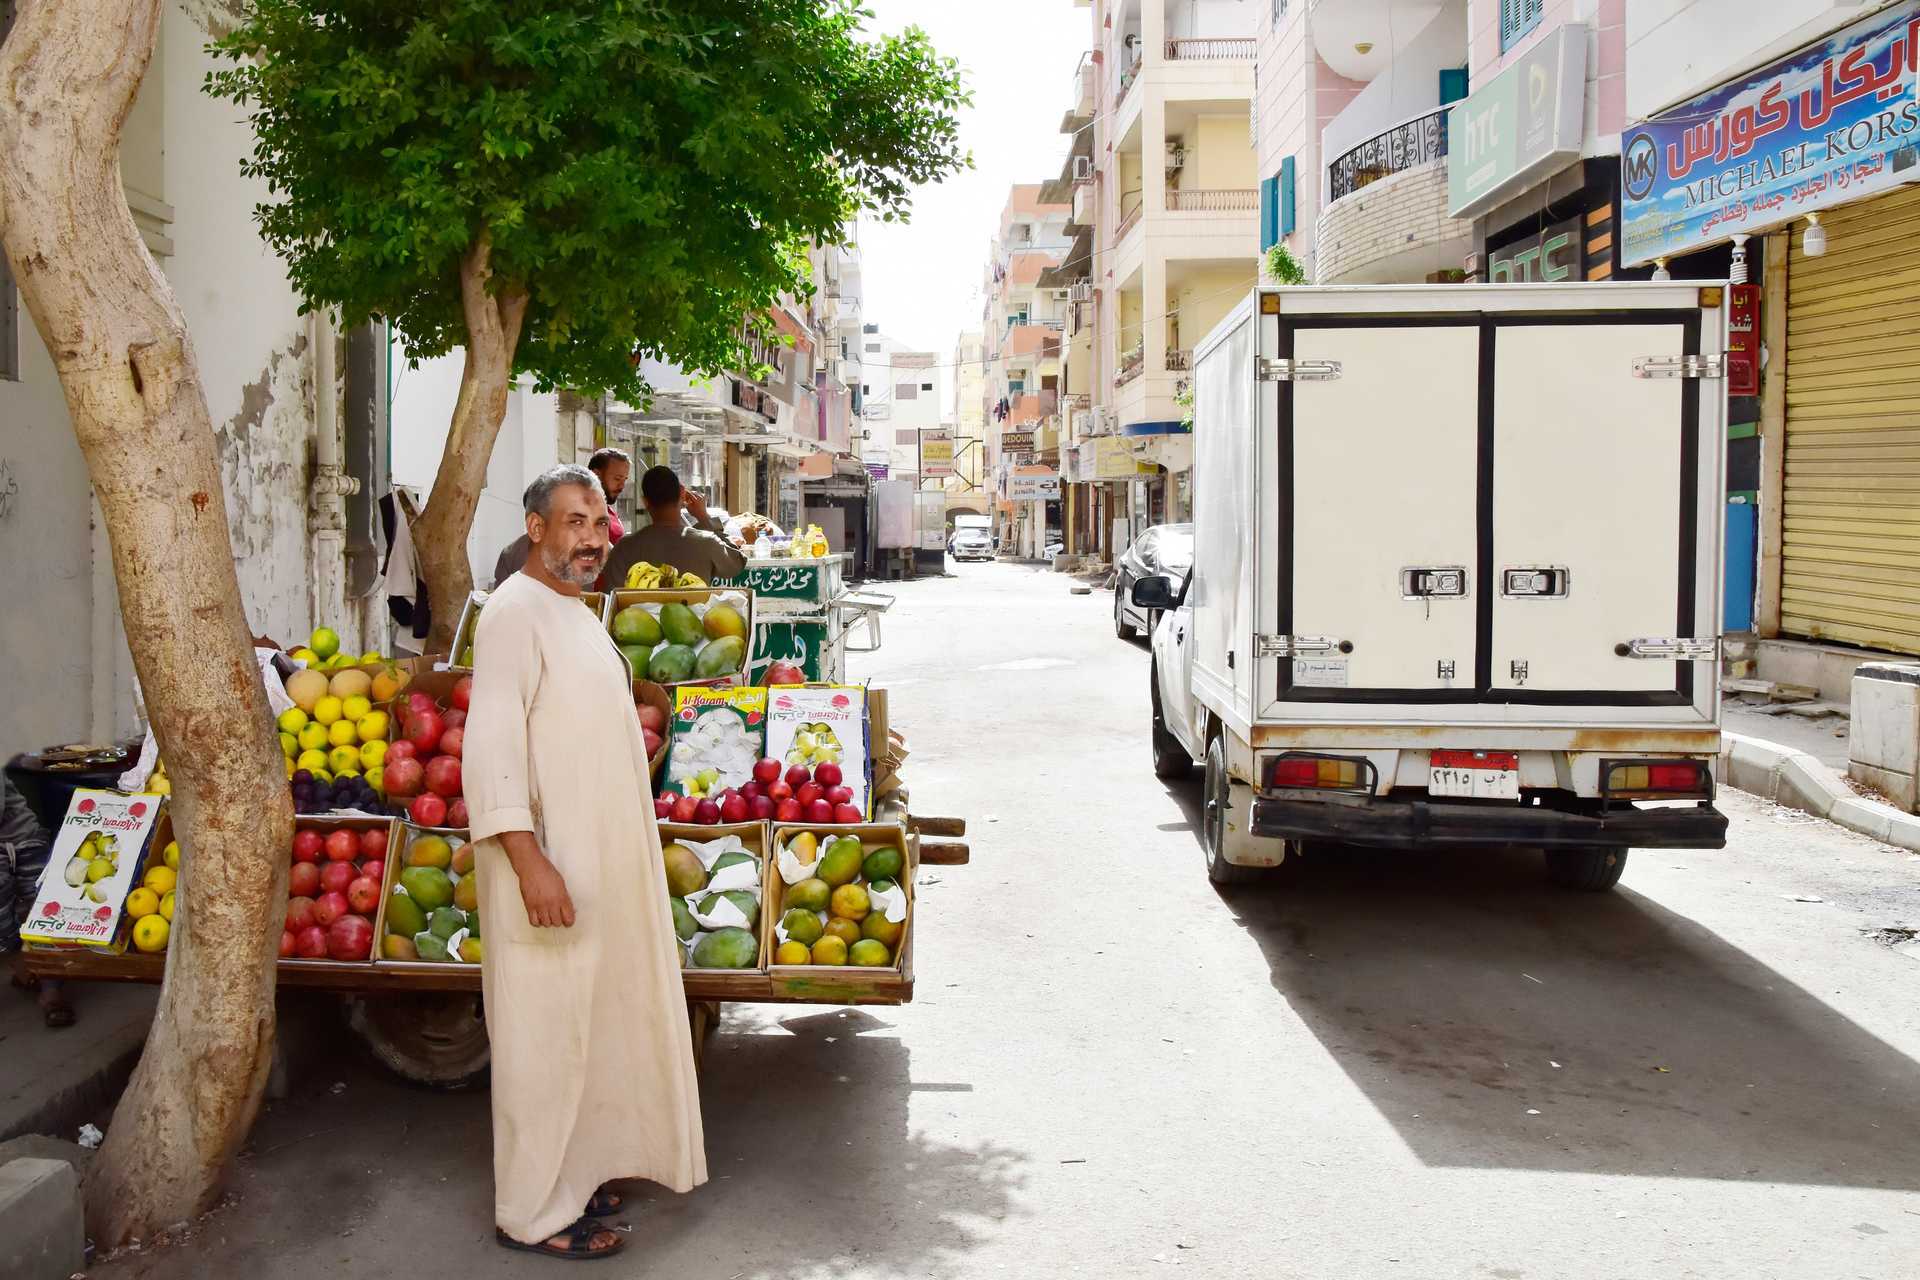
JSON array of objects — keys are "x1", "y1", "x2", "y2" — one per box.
[{"x1": 711, "y1": 556, "x2": 893, "y2": 684}]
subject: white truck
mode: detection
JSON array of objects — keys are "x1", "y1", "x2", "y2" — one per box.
[{"x1": 1134, "y1": 283, "x2": 1729, "y2": 891}]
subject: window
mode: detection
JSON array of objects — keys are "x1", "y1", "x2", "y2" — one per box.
[
  {"x1": 1270, "y1": 0, "x2": 1287, "y2": 28},
  {"x1": 895, "y1": 429, "x2": 918, "y2": 446},
  {"x1": 862, "y1": 383, "x2": 870, "y2": 395},
  {"x1": 864, "y1": 341, "x2": 881, "y2": 353},
  {"x1": 1439, "y1": 66, "x2": 1468, "y2": 106},
  {"x1": 920, "y1": 381, "x2": 934, "y2": 392},
  {"x1": 895, "y1": 382, "x2": 918, "y2": 401},
  {"x1": 1500, "y1": 0, "x2": 1544, "y2": 52}
]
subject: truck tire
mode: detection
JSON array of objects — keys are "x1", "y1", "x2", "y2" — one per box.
[
  {"x1": 1203, "y1": 734, "x2": 1261, "y2": 885},
  {"x1": 1545, "y1": 845, "x2": 1628, "y2": 892},
  {"x1": 1150, "y1": 664, "x2": 1190, "y2": 780},
  {"x1": 1114, "y1": 585, "x2": 1137, "y2": 640}
]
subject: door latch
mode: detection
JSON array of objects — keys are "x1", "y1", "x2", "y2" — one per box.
[
  {"x1": 1510, "y1": 660, "x2": 1529, "y2": 683},
  {"x1": 1501, "y1": 567, "x2": 1569, "y2": 599},
  {"x1": 1401, "y1": 567, "x2": 1469, "y2": 599},
  {"x1": 1437, "y1": 660, "x2": 1456, "y2": 680},
  {"x1": 1615, "y1": 637, "x2": 1719, "y2": 660},
  {"x1": 1256, "y1": 358, "x2": 1343, "y2": 382},
  {"x1": 1256, "y1": 634, "x2": 1354, "y2": 658},
  {"x1": 1633, "y1": 354, "x2": 1725, "y2": 379}
]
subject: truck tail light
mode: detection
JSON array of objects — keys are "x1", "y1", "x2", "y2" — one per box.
[
  {"x1": 1265, "y1": 753, "x2": 1374, "y2": 794},
  {"x1": 1602, "y1": 759, "x2": 1711, "y2": 800}
]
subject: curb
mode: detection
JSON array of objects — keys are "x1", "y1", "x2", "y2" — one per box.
[{"x1": 1719, "y1": 731, "x2": 1920, "y2": 852}]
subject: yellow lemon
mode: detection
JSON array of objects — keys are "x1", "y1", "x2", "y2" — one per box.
[
  {"x1": 276, "y1": 707, "x2": 309, "y2": 734},
  {"x1": 328, "y1": 745, "x2": 362, "y2": 775},
  {"x1": 143, "y1": 864, "x2": 177, "y2": 895},
  {"x1": 132, "y1": 914, "x2": 170, "y2": 953},
  {"x1": 296, "y1": 748, "x2": 329, "y2": 774},
  {"x1": 359, "y1": 740, "x2": 388, "y2": 770},
  {"x1": 163, "y1": 840, "x2": 180, "y2": 870},
  {"x1": 279, "y1": 732, "x2": 298, "y2": 759},
  {"x1": 285, "y1": 755, "x2": 295, "y2": 779},
  {"x1": 356, "y1": 711, "x2": 389, "y2": 743},
  {"x1": 341, "y1": 694, "x2": 372, "y2": 722},
  {"x1": 775, "y1": 940, "x2": 812, "y2": 965},
  {"x1": 359, "y1": 650, "x2": 384, "y2": 664},
  {"x1": 290, "y1": 647, "x2": 320, "y2": 666},
  {"x1": 85, "y1": 858, "x2": 114, "y2": 883},
  {"x1": 327, "y1": 719, "x2": 359, "y2": 748},
  {"x1": 365, "y1": 766, "x2": 385, "y2": 794},
  {"x1": 125, "y1": 887, "x2": 160, "y2": 919},
  {"x1": 309, "y1": 627, "x2": 341, "y2": 659},
  {"x1": 159, "y1": 891, "x2": 174, "y2": 921},
  {"x1": 311, "y1": 768, "x2": 333, "y2": 785},
  {"x1": 151, "y1": 774, "x2": 172, "y2": 796},
  {"x1": 298, "y1": 722, "x2": 330, "y2": 752},
  {"x1": 312, "y1": 696, "x2": 343, "y2": 726}
]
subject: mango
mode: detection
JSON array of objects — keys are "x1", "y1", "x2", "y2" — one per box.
[
  {"x1": 383, "y1": 891, "x2": 427, "y2": 938},
  {"x1": 670, "y1": 896, "x2": 698, "y2": 943},
  {"x1": 648, "y1": 644, "x2": 698, "y2": 683},
  {"x1": 659, "y1": 602, "x2": 704, "y2": 648},
  {"x1": 818, "y1": 838, "x2": 862, "y2": 888},
  {"x1": 809, "y1": 936, "x2": 848, "y2": 966},
  {"x1": 413, "y1": 932, "x2": 452, "y2": 962},
  {"x1": 465, "y1": 909, "x2": 481, "y2": 938},
  {"x1": 779, "y1": 908, "x2": 824, "y2": 946},
  {"x1": 690, "y1": 926, "x2": 758, "y2": 969},
  {"x1": 453, "y1": 872, "x2": 479, "y2": 913},
  {"x1": 862, "y1": 911, "x2": 904, "y2": 949},
  {"x1": 458, "y1": 937, "x2": 484, "y2": 964},
  {"x1": 862, "y1": 846, "x2": 903, "y2": 882},
  {"x1": 400, "y1": 866, "x2": 454, "y2": 911},
  {"x1": 428, "y1": 907, "x2": 466, "y2": 941},
  {"x1": 823, "y1": 917, "x2": 861, "y2": 946},
  {"x1": 702, "y1": 603, "x2": 747, "y2": 641},
  {"x1": 710, "y1": 851, "x2": 757, "y2": 878},
  {"x1": 775, "y1": 940, "x2": 812, "y2": 966},
  {"x1": 694, "y1": 635, "x2": 745, "y2": 679},
  {"x1": 618, "y1": 643, "x2": 653, "y2": 677},
  {"x1": 663, "y1": 843, "x2": 708, "y2": 897},
  {"x1": 829, "y1": 883, "x2": 870, "y2": 921},
  {"x1": 407, "y1": 836, "x2": 452, "y2": 869},
  {"x1": 612, "y1": 605, "x2": 663, "y2": 648},
  {"x1": 383, "y1": 934, "x2": 418, "y2": 961},
  {"x1": 451, "y1": 844, "x2": 476, "y2": 876},
  {"x1": 849, "y1": 939, "x2": 891, "y2": 967},
  {"x1": 784, "y1": 877, "x2": 831, "y2": 912},
  {"x1": 697, "y1": 888, "x2": 760, "y2": 931}
]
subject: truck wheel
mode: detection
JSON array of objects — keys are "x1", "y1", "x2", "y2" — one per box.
[
  {"x1": 347, "y1": 992, "x2": 490, "y2": 1089},
  {"x1": 1545, "y1": 845, "x2": 1629, "y2": 892},
  {"x1": 1150, "y1": 664, "x2": 1190, "y2": 780},
  {"x1": 1114, "y1": 586, "x2": 1137, "y2": 640},
  {"x1": 1203, "y1": 734, "x2": 1261, "y2": 885}
]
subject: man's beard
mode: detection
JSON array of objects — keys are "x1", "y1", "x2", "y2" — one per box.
[{"x1": 541, "y1": 542, "x2": 603, "y2": 588}]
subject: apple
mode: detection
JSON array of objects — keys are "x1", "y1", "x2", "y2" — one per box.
[
  {"x1": 425, "y1": 754, "x2": 463, "y2": 798},
  {"x1": 327, "y1": 913, "x2": 375, "y2": 962},
  {"x1": 451, "y1": 675, "x2": 473, "y2": 711},
  {"x1": 446, "y1": 798, "x2": 470, "y2": 829},
  {"x1": 288, "y1": 862, "x2": 322, "y2": 898},
  {"x1": 285, "y1": 896, "x2": 317, "y2": 932},
  {"x1": 796, "y1": 782, "x2": 824, "y2": 809},
  {"x1": 346, "y1": 876, "x2": 382, "y2": 915},
  {"x1": 383, "y1": 756, "x2": 425, "y2": 798},
  {"x1": 642, "y1": 727, "x2": 663, "y2": 758},
  {"x1": 324, "y1": 829, "x2": 359, "y2": 862},
  {"x1": 693, "y1": 798, "x2": 721, "y2": 825},
  {"x1": 766, "y1": 780, "x2": 793, "y2": 804},
  {"x1": 832, "y1": 803, "x2": 864, "y2": 825},
  {"x1": 719, "y1": 794, "x2": 749, "y2": 823},
  {"x1": 670, "y1": 794, "x2": 699, "y2": 824},
  {"x1": 291, "y1": 829, "x2": 325, "y2": 863},
  {"x1": 749, "y1": 794, "x2": 775, "y2": 820},
  {"x1": 765, "y1": 660, "x2": 806, "y2": 686},
  {"x1": 319, "y1": 860, "x2": 357, "y2": 896},
  {"x1": 384, "y1": 739, "x2": 418, "y2": 765},
  {"x1": 637, "y1": 703, "x2": 667, "y2": 735},
  {"x1": 814, "y1": 761, "x2": 844, "y2": 788},
  {"x1": 358, "y1": 858, "x2": 384, "y2": 886},
  {"x1": 805, "y1": 798, "x2": 834, "y2": 824},
  {"x1": 774, "y1": 798, "x2": 803, "y2": 823},
  {"x1": 406, "y1": 708, "x2": 445, "y2": 754},
  {"x1": 753, "y1": 758, "x2": 782, "y2": 785},
  {"x1": 313, "y1": 891, "x2": 350, "y2": 928},
  {"x1": 358, "y1": 827, "x2": 389, "y2": 860},
  {"x1": 279, "y1": 930, "x2": 296, "y2": 958},
  {"x1": 442, "y1": 708, "x2": 468, "y2": 731},
  {"x1": 296, "y1": 925, "x2": 329, "y2": 959},
  {"x1": 653, "y1": 794, "x2": 675, "y2": 819},
  {"x1": 824, "y1": 785, "x2": 853, "y2": 807},
  {"x1": 438, "y1": 727, "x2": 465, "y2": 759},
  {"x1": 785, "y1": 764, "x2": 812, "y2": 789},
  {"x1": 410, "y1": 792, "x2": 448, "y2": 828}
]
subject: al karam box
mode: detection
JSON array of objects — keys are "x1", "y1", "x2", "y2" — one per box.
[
  {"x1": 21, "y1": 789, "x2": 165, "y2": 951},
  {"x1": 662, "y1": 686, "x2": 768, "y2": 803},
  {"x1": 765, "y1": 685, "x2": 871, "y2": 820}
]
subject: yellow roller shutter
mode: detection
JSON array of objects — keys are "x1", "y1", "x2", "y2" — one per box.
[{"x1": 1784, "y1": 184, "x2": 1920, "y2": 655}]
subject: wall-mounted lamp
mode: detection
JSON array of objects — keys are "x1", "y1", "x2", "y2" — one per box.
[{"x1": 1802, "y1": 213, "x2": 1826, "y2": 257}]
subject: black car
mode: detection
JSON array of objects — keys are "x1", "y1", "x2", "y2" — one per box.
[{"x1": 1113, "y1": 522, "x2": 1192, "y2": 640}]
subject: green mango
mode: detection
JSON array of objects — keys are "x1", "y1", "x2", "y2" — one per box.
[
  {"x1": 694, "y1": 635, "x2": 745, "y2": 679},
  {"x1": 780, "y1": 907, "x2": 824, "y2": 946},
  {"x1": 412, "y1": 932, "x2": 451, "y2": 962},
  {"x1": 465, "y1": 908, "x2": 481, "y2": 938},
  {"x1": 618, "y1": 643, "x2": 653, "y2": 677},
  {"x1": 670, "y1": 896, "x2": 698, "y2": 943},
  {"x1": 428, "y1": 907, "x2": 464, "y2": 941},
  {"x1": 862, "y1": 846, "x2": 903, "y2": 883},
  {"x1": 383, "y1": 891, "x2": 426, "y2": 938},
  {"x1": 399, "y1": 866, "x2": 454, "y2": 911},
  {"x1": 697, "y1": 889, "x2": 760, "y2": 931},
  {"x1": 690, "y1": 926, "x2": 758, "y2": 969},
  {"x1": 611, "y1": 604, "x2": 663, "y2": 648},
  {"x1": 710, "y1": 851, "x2": 758, "y2": 877},
  {"x1": 659, "y1": 602, "x2": 704, "y2": 647},
  {"x1": 647, "y1": 644, "x2": 697, "y2": 683}
]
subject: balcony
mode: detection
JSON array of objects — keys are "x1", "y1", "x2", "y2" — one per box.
[
  {"x1": 1317, "y1": 107, "x2": 1471, "y2": 286},
  {"x1": 1117, "y1": 345, "x2": 1145, "y2": 387},
  {"x1": 1164, "y1": 37, "x2": 1255, "y2": 60},
  {"x1": 1116, "y1": 193, "x2": 1144, "y2": 245},
  {"x1": 1068, "y1": 50, "x2": 1096, "y2": 121},
  {"x1": 1166, "y1": 188, "x2": 1257, "y2": 213},
  {"x1": 1165, "y1": 348, "x2": 1191, "y2": 371},
  {"x1": 1327, "y1": 106, "x2": 1449, "y2": 204}
]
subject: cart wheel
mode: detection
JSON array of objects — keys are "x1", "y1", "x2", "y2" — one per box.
[
  {"x1": 686, "y1": 1000, "x2": 721, "y2": 1072},
  {"x1": 347, "y1": 993, "x2": 490, "y2": 1089},
  {"x1": 1202, "y1": 734, "x2": 1261, "y2": 886}
]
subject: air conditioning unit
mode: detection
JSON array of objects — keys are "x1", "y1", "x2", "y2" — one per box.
[
  {"x1": 860, "y1": 428, "x2": 872, "y2": 441},
  {"x1": 1052, "y1": 288, "x2": 1071, "y2": 300},
  {"x1": 1069, "y1": 280, "x2": 1093, "y2": 302},
  {"x1": 1165, "y1": 143, "x2": 1185, "y2": 171},
  {"x1": 1072, "y1": 155, "x2": 1094, "y2": 182}
]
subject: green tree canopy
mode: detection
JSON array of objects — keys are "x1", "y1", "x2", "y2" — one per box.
[{"x1": 208, "y1": 0, "x2": 969, "y2": 397}]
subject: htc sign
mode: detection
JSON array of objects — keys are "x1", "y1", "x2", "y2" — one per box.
[{"x1": 1448, "y1": 25, "x2": 1587, "y2": 219}]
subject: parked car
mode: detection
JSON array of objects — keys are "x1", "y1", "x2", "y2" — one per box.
[
  {"x1": 1113, "y1": 522, "x2": 1192, "y2": 640},
  {"x1": 950, "y1": 524, "x2": 994, "y2": 562}
]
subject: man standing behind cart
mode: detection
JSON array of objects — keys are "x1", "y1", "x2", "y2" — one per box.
[
  {"x1": 464, "y1": 463, "x2": 706, "y2": 1260},
  {"x1": 603, "y1": 464, "x2": 747, "y2": 587}
]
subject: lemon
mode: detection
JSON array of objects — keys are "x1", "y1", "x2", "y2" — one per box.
[
  {"x1": 132, "y1": 914, "x2": 170, "y2": 953},
  {"x1": 334, "y1": 766, "x2": 361, "y2": 782},
  {"x1": 327, "y1": 719, "x2": 359, "y2": 748},
  {"x1": 313, "y1": 695, "x2": 343, "y2": 726},
  {"x1": 356, "y1": 711, "x2": 389, "y2": 743},
  {"x1": 285, "y1": 755, "x2": 295, "y2": 779},
  {"x1": 366, "y1": 766, "x2": 385, "y2": 793},
  {"x1": 359, "y1": 740, "x2": 388, "y2": 770},
  {"x1": 159, "y1": 891, "x2": 175, "y2": 921},
  {"x1": 163, "y1": 840, "x2": 180, "y2": 870},
  {"x1": 774, "y1": 940, "x2": 812, "y2": 965},
  {"x1": 341, "y1": 694, "x2": 373, "y2": 722},
  {"x1": 85, "y1": 858, "x2": 114, "y2": 883},
  {"x1": 278, "y1": 732, "x2": 298, "y2": 759},
  {"x1": 125, "y1": 887, "x2": 160, "y2": 919},
  {"x1": 143, "y1": 864, "x2": 177, "y2": 895},
  {"x1": 276, "y1": 707, "x2": 309, "y2": 734},
  {"x1": 296, "y1": 748, "x2": 330, "y2": 774},
  {"x1": 290, "y1": 647, "x2": 320, "y2": 666},
  {"x1": 298, "y1": 722, "x2": 330, "y2": 752},
  {"x1": 309, "y1": 627, "x2": 341, "y2": 659},
  {"x1": 151, "y1": 775, "x2": 172, "y2": 796},
  {"x1": 328, "y1": 745, "x2": 362, "y2": 775},
  {"x1": 359, "y1": 650, "x2": 384, "y2": 664}
]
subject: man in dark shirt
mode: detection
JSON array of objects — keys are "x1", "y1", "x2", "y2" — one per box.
[{"x1": 603, "y1": 466, "x2": 747, "y2": 587}]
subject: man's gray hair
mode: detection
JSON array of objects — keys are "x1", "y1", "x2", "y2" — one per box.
[{"x1": 523, "y1": 464, "x2": 604, "y2": 518}]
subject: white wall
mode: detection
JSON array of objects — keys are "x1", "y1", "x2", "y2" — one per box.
[
  {"x1": 1320, "y1": 0, "x2": 1467, "y2": 184},
  {"x1": 1627, "y1": 0, "x2": 1877, "y2": 119},
  {"x1": 1166, "y1": 0, "x2": 1262, "y2": 39}
]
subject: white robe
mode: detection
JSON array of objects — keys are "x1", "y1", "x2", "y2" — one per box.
[{"x1": 464, "y1": 572, "x2": 706, "y2": 1243}]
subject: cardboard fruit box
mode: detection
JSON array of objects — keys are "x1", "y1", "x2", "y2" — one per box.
[
  {"x1": 634, "y1": 680, "x2": 672, "y2": 780},
  {"x1": 764, "y1": 822, "x2": 912, "y2": 977},
  {"x1": 660, "y1": 820, "x2": 771, "y2": 973},
  {"x1": 371, "y1": 822, "x2": 480, "y2": 968},
  {"x1": 280, "y1": 813, "x2": 400, "y2": 966},
  {"x1": 605, "y1": 588, "x2": 755, "y2": 688},
  {"x1": 20, "y1": 789, "x2": 167, "y2": 954}
]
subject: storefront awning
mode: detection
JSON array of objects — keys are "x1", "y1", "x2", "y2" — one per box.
[{"x1": 1123, "y1": 419, "x2": 1189, "y2": 437}]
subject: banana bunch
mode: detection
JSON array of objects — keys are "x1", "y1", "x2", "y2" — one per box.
[{"x1": 624, "y1": 560, "x2": 707, "y2": 589}]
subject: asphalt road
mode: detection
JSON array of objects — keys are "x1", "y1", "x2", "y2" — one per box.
[{"x1": 94, "y1": 562, "x2": 1920, "y2": 1279}]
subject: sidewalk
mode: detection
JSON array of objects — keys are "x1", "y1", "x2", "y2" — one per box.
[{"x1": 0, "y1": 978, "x2": 155, "y2": 1144}]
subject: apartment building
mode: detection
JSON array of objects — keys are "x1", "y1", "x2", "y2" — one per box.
[
  {"x1": 950, "y1": 330, "x2": 990, "y2": 518},
  {"x1": 855, "y1": 327, "x2": 943, "y2": 485}
]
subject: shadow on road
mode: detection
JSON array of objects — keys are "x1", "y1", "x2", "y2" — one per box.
[{"x1": 1206, "y1": 838, "x2": 1920, "y2": 1188}]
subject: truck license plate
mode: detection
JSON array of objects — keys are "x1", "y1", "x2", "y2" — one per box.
[{"x1": 1429, "y1": 750, "x2": 1520, "y2": 800}]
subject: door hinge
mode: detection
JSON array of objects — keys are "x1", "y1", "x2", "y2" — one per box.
[
  {"x1": 1256, "y1": 358, "x2": 1343, "y2": 382},
  {"x1": 1615, "y1": 636, "x2": 1719, "y2": 660},
  {"x1": 1632, "y1": 354, "x2": 1724, "y2": 380},
  {"x1": 1256, "y1": 634, "x2": 1353, "y2": 658}
]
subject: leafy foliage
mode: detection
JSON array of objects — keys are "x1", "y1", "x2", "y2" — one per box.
[
  {"x1": 1263, "y1": 242, "x2": 1307, "y2": 286},
  {"x1": 208, "y1": 0, "x2": 969, "y2": 399}
]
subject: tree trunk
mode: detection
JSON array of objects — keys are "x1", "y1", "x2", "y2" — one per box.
[
  {"x1": 0, "y1": 0, "x2": 293, "y2": 1245},
  {"x1": 410, "y1": 232, "x2": 529, "y2": 654}
]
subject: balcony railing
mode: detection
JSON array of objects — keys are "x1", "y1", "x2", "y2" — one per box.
[
  {"x1": 1166, "y1": 37, "x2": 1256, "y2": 60},
  {"x1": 1116, "y1": 191, "x2": 1144, "y2": 243},
  {"x1": 1165, "y1": 348, "x2": 1191, "y2": 371},
  {"x1": 1070, "y1": 50, "x2": 1095, "y2": 117},
  {"x1": 1167, "y1": 188, "x2": 1258, "y2": 212},
  {"x1": 1327, "y1": 106, "x2": 1450, "y2": 204},
  {"x1": 1116, "y1": 346, "x2": 1144, "y2": 386}
]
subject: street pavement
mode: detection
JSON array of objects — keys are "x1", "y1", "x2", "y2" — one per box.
[{"x1": 90, "y1": 561, "x2": 1920, "y2": 1279}]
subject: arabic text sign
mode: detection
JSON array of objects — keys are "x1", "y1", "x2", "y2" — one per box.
[
  {"x1": 1008, "y1": 470, "x2": 1061, "y2": 501},
  {"x1": 1621, "y1": 2, "x2": 1920, "y2": 265},
  {"x1": 920, "y1": 430, "x2": 954, "y2": 478}
]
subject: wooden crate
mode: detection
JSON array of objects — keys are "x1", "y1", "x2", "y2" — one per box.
[
  {"x1": 605, "y1": 587, "x2": 756, "y2": 688},
  {"x1": 280, "y1": 813, "x2": 400, "y2": 969},
  {"x1": 764, "y1": 823, "x2": 912, "y2": 990},
  {"x1": 661, "y1": 820, "x2": 770, "y2": 973},
  {"x1": 369, "y1": 822, "x2": 478, "y2": 970}
]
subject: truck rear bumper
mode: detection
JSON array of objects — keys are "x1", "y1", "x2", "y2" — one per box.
[{"x1": 1249, "y1": 794, "x2": 1728, "y2": 850}]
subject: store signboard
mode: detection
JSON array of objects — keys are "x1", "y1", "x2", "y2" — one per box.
[
  {"x1": 1091, "y1": 434, "x2": 1148, "y2": 481},
  {"x1": 920, "y1": 429, "x2": 954, "y2": 478},
  {"x1": 1000, "y1": 429, "x2": 1036, "y2": 454},
  {"x1": 1448, "y1": 25, "x2": 1587, "y2": 218},
  {"x1": 1008, "y1": 470, "x2": 1061, "y2": 501},
  {"x1": 1488, "y1": 215, "x2": 1583, "y2": 281},
  {"x1": 1620, "y1": 2, "x2": 1920, "y2": 265}
]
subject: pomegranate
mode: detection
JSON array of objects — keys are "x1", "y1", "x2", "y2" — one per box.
[
  {"x1": 346, "y1": 876, "x2": 382, "y2": 915},
  {"x1": 693, "y1": 799, "x2": 721, "y2": 825},
  {"x1": 766, "y1": 780, "x2": 793, "y2": 804},
  {"x1": 785, "y1": 764, "x2": 811, "y2": 789},
  {"x1": 442, "y1": 708, "x2": 468, "y2": 731},
  {"x1": 285, "y1": 896, "x2": 318, "y2": 932},
  {"x1": 450, "y1": 675, "x2": 473, "y2": 711},
  {"x1": 719, "y1": 794, "x2": 749, "y2": 824},
  {"x1": 425, "y1": 754, "x2": 463, "y2": 798},
  {"x1": 410, "y1": 793, "x2": 448, "y2": 828},
  {"x1": 291, "y1": 829, "x2": 325, "y2": 863},
  {"x1": 327, "y1": 914, "x2": 375, "y2": 962},
  {"x1": 805, "y1": 798, "x2": 834, "y2": 824},
  {"x1": 774, "y1": 798, "x2": 803, "y2": 823},
  {"x1": 749, "y1": 794, "x2": 775, "y2": 820},
  {"x1": 753, "y1": 758, "x2": 782, "y2": 785},
  {"x1": 288, "y1": 862, "x2": 322, "y2": 899},
  {"x1": 383, "y1": 756, "x2": 425, "y2": 798},
  {"x1": 324, "y1": 829, "x2": 359, "y2": 862},
  {"x1": 359, "y1": 858, "x2": 385, "y2": 886},
  {"x1": 295, "y1": 924, "x2": 329, "y2": 959},
  {"x1": 358, "y1": 827, "x2": 389, "y2": 859},
  {"x1": 279, "y1": 930, "x2": 297, "y2": 958},
  {"x1": 653, "y1": 794, "x2": 675, "y2": 819},
  {"x1": 637, "y1": 703, "x2": 667, "y2": 735},
  {"x1": 741, "y1": 780, "x2": 763, "y2": 802},
  {"x1": 319, "y1": 860, "x2": 356, "y2": 896},
  {"x1": 405, "y1": 690, "x2": 436, "y2": 718},
  {"x1": 384, "y1": 739, "x2": 418, "y2": 764},
  {"x1": 832, "y1": 803, "x2": 864, "y2": 825},
  {"x1": 438, "y1": 727, "x2": 465, "y2": 759},
  {"x1": 814, "y1": 761, "x2": 844, "y2": 788},
  {"x1": 642, "y1": 727, "x2": 663, "y2": 758},
  {"x1": 313, "y1": 891, "x2": 350, "y2": 928},
  {"x1": 406, "y1": 708, "x2": 445, "y2": 754},
  {"x1": 446, "y1": 798, "x2": 470, "y2": 829}
]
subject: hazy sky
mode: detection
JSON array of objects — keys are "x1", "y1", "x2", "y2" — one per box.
[{"x1": 858, "y1": 0, "x2": 1088, "y2": 365}]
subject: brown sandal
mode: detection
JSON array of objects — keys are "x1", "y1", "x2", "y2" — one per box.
[{"x1": 495, "y1": 1217, "x2": 624, "y2": 1261}]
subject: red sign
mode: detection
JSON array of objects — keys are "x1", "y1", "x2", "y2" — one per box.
[{"x1": 1727, "y1": 283, "x2": 1760, "y2": 397}]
